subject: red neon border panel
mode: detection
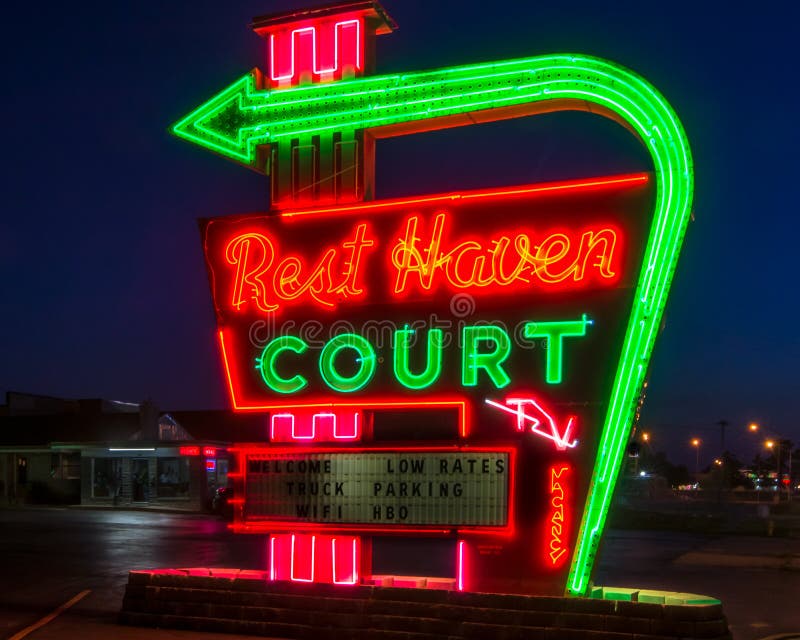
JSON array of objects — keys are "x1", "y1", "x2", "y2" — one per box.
[
  {"x1": 212, "y1": 173, "x2": 648, "y2": 424},
  {"x1": 232, "y1": 445, "x2": 517, "y2": 537},
  {"x1": 276, "y1": 173, "x2": 648, "y2": 220},
  {"x1": 218, "y1": 329, "x2": 471, "y2": 436}
]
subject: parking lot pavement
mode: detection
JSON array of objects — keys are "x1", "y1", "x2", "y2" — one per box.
[
  {"x1": 2, "y1": 508, "x2": 800, "y2": 640},
  {"x1": 19, "y1": 593, "x2": 274, "y2": 640}
]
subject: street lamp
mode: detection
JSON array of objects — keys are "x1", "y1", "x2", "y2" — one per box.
[
  {"x1": 765, "y1": 439, "x2": 780, "y2": 484},
  {"x1": 691, "y1": 438, "x2": 701, "y2": 476},
  {"x1": 749, "y1": 423, "x2": 793, "y2": 502},
  {"x1": 765, "y1": 439, "x2": 780, "y2": 498}
]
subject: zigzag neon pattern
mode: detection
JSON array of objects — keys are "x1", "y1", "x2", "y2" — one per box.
[{"x1": 269, "y1": 19, "x2": 362, "y2": 84}]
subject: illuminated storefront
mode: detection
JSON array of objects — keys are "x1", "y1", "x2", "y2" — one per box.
[{"x1": 0, "y1": 393, "x2": 246, "y2": 510}]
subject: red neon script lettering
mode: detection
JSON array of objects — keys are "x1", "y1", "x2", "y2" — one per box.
[
  {"x1": 391, "y1": 212, "x2": 618, "y2": 295},
  {"x1": 547, "y1": 464, "x2": 571, "y2": 568},
  {"x1": 225, "y1": 223, "x2": 375, "y2": 313},
  {"x1": 222, "y1": 214, "x2": 619, "y2": 313}
]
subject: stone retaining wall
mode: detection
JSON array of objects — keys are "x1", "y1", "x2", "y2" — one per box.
[{"x1": 120, "y1": 568, "x2": 731, "y2": 640}]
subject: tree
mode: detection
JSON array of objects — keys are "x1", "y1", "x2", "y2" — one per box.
[
  {"x1": 648, "y1": 451, "x2": 692, "y2": 487},
  {"x1": 706, "y1": 451, "x2": 752, "y2": 490}
]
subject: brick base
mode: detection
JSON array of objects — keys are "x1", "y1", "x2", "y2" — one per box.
[{"x1": 120, "y1": 569, "x2": 730, "y2": 640}]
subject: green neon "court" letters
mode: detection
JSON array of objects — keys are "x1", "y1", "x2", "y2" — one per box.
[
  {"x1": 257, "y1": 318, "x2": 590, "y2": 394},
  {"x1": 319, "y1": 333, "x2": 377, "y2": 393},
  {"x1": 462, "y1": 325, "x2": 512, "y2": 388},
  {"x1": 257, "y1": 335, "x2": 308, "y2": 394},
  {"x1": 394, "y1": 328, "x2": 444, "y2": 390},
  {"x1": 524, "y1": 315, "x2": 593, "y2": 384}
]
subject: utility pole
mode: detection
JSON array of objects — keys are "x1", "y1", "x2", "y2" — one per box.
[{"x1": 716, "y1": 419, "x2": 728, "y2": 502}]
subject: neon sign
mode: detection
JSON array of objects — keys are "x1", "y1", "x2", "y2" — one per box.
[
  {"x1": 547, "y1": 464, "x2": 571, "y2": 568},
  {"x1": 254, "y1": 320, "x2": 590, "y2": 396},
  {"x1": 485, "y1": 396, "x2": 578, "y2": 451},
  {"x1": 225, "y1": 223, "x2": 374, "y2": 313},
  {"x1": 208, "y1": 172, "x2": 651, "y2": 595},
  {"x1": 179, "y1": 446, "x2": 200, "y2": 456},
  {"x1": 269, "y1": 533, "x2": 360, "y2": 585},
  {"x1": 176, "y1": 2, "x2": 693, "y2": 598},
  {"x1": 270, "y1": 409, "x2": 362, "y2": 442},
  {"x1": 203, "y1": 175, "x2": 648, "y2": 408},
  {"x1": 268, "y1": 19, "x2": 362, "y2": 85},
  {"x1": 245, "y1": 448, "x2": 511, "y2": 530},
  {"x1": 221, "y1": 201, "x2": 625, "y2": 316},
  {"x1": 392, "y1": 213, "x2": 619, "y2": 294}
]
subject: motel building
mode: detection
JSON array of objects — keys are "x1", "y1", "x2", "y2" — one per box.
[{"x1": 0, "y1": 392, "x2": 261, "y2": 510}]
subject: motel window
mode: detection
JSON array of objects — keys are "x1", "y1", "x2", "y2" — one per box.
[
  {"x1": 50, "y1": 453, "x2": 81, "y2": 480},
  {"x1": 157, "y1": 457, "x2": 190, "y2": 498},
  {"x1": 92, "y1": 458, "x2": 122, "y2": 498}
]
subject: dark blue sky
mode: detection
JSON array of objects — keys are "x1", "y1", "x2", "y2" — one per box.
[{"x1": 1, "y1": 1, "x2": 796, "y2": 465}]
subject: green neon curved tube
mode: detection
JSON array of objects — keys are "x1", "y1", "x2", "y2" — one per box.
[
  {"x1": 257, "y1": 336, "x2": 308, "y2": 394},
  {"x1": 462, "y1": 325, "x2": 512, "y2": 388},
  {"x1": 394, "y1": 328, "x2": 444, "y2": 390},
  {"x1": 319, "y1": 333, "x2": 377, "y2": 393},
  {"x1": 177, "y1": 53, "x2": 694, "y2": 596},
  {"x1": 523, "y1": 315, "x2": 592, "y2": 385}
]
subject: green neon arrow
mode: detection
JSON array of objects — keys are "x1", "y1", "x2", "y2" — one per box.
[{"x1": 175, "y1": 54, "x2": 694, "y2": 596}]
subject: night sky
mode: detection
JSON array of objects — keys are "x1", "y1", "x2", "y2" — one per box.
[{"x1": 2, "y1": 1, "x2": 796, "y2": 466}]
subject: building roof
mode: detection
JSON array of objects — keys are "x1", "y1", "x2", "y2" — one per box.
[
  {"x1": 0, "y1": 413, "x2": 140, "y2": 446},
  {"x1": 0, "y1": 392, "x2": 265, "y2": 447},
  {"x1": 166, "y1": 410, "x2": 265, "y2": 443}
]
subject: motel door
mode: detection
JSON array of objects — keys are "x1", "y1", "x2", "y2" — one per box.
[{"x1": 131, "y1": 459, "x2": 148, "y2": 502}]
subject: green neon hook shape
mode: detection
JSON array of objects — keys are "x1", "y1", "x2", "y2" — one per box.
[{"x1": 174, "y1": 53, "x2": 694, "y2": 596}]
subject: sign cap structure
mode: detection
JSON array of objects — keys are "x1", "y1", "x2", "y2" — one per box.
[{"x1": 251, "y1": 1, "x2": 397, "y2": 35}]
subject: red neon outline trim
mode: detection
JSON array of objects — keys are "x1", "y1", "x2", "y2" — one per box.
[
  {"x1": 234, "y1": 445, "x2": 516, "y2": 536},
  {"x1": 270, "y1": 412, "x2": 295, "y2": 439},
  {"x1": 277, "y1": 174, "x2": 648, "y2": 220},
  {"x1": 312, "y1": 412, "x2": 334, "y2": 439},
  {"x1": 269, "y1": 409, "x2": 363, "y2": 442},
  {"x1": 269, "y1": 19, "x2": 362, "y2": 83},
  {"x1": 290, "y1": 534, "x2": 316, "y2": 583},
  {"x1": 269, "y1": 535, "x2": 276, "y2": 581},
  {"x1": 331, "y1": 537, "x2": 359, "y2": 585},
  {"x1": 218, "y1": 329, "x2": 470, "y2": 436},
  {"x1": 332, "y1": 411, "x2": 360, "y2": 440},
  {"x1": 218, "y1": 329, "x2": 240, "y2": 404},
  {"x1": 212, "y1": 175, "x2": 646, "y2": 425},
  {"x1": 456, "y1": 540, "x2": 465, "y2": 591},
  {"x1": 233, "y1": 523, "x2": 455, "y2": 536}
]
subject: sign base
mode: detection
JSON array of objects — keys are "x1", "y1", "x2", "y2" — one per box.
[{"x1": 121, "y1": 568, "x2": 729, "y2": 639}]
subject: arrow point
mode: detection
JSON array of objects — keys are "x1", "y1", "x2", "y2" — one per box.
[{"x1": 172, "y1": 71, "x2": 260, "y2": 165}]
